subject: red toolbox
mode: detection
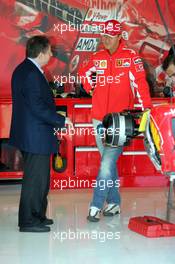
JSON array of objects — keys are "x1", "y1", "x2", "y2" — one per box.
[{"x1": 128, "y1": 216, "x2": 175, "y2": 237}]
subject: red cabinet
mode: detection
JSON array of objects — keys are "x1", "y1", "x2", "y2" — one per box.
[{"x1": 0, "y1": 97, "x2": 169, "y2": 187}]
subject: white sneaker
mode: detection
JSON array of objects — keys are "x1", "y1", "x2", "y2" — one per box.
[
  {"x1": 87, "y1": 207, "x2": 101, "y2": 222},
  {"x1": 103, "y1": 204, "x2": 121, "y2": 216}
]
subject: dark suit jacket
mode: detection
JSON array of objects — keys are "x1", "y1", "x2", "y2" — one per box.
[{"x1": 9, "y1": 58, "x2": 65, "y2": 155}]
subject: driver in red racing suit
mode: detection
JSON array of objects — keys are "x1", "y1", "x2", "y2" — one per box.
[
  {"x1": 79, "y1": 29, "x2": 152, "y2": 120},
  {"x1": 78, "y1": 20, "x2": 152, "y2": 222}
]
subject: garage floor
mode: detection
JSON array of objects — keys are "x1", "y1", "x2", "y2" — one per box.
[{"x1": 0, "y1": 185, "x2": 175, "y2": 264}]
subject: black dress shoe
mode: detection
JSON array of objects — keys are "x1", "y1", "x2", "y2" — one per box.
[
  {"x1": 19, "y1": 224, "x2": 50, "y2": 233},
  {"x1": 41, "y1": 218, "x2": 54, "y2": 225}
]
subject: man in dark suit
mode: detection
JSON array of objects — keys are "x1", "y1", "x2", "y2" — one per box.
[{"x1": 9, "y1": 35, "x2": 68, "y2": 232}]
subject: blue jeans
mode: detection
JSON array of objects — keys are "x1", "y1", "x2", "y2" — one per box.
[{"x1": 90, "y1": 119, "x2": 123, "y2": 209}]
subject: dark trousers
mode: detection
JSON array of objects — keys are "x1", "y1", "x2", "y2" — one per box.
[{"x1": 18, "y1": 152, "x2": 50, "y2": 227}]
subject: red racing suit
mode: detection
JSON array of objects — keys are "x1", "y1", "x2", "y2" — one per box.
[{"x1": 78, "y1": 42, "x2": 152, "y2": 121}]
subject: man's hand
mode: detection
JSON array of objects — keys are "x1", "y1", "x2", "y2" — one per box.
[{"x1": 65, "y1": 117, "x2": 74, "y2": 130}]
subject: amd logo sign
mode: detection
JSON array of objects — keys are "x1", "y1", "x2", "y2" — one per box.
[{"x1": 76, "y1": 38, "x2": 99, "y2": 52}]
